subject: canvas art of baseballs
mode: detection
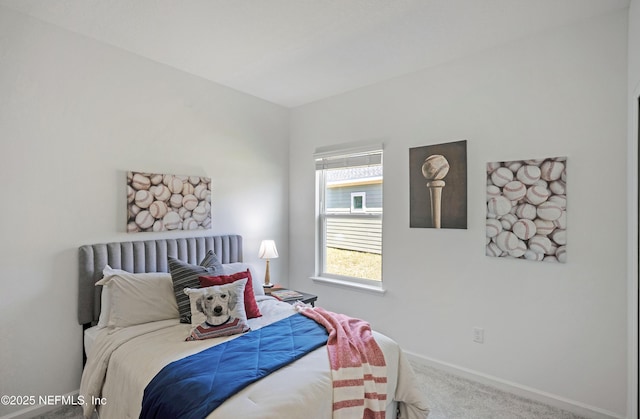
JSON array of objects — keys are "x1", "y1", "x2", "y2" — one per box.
[
  {"x1": 127, "y1": 171, "x2": 212, "y2": 233},
  {"x1": 486, "y1": 157, "x2": 566, "y2": 263}
]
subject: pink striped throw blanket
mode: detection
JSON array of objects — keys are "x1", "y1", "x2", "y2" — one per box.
[{"x1": 298, "y1": 306, "x2": 387, "y2": 418}]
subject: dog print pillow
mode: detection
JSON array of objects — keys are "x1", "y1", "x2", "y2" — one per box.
[
  {"x1": 199, "y1": 269, "x2": 262, "y2": 319},
  {"x1": 183, "y1": 278, "x2": 250, "y2": 341}
]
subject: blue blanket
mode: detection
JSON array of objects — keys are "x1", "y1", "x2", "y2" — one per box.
[{"x1": 140, "y1": 313, "x2": 328, "y2": 419}]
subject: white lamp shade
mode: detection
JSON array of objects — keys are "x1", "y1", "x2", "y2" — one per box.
[{"x1": 258, "y1": 240, "x2": 279, "y2": 259}]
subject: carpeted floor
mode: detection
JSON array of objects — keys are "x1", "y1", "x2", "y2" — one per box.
[
  {"x1": 408, "y1": 361, "x2": 586, "y2": 419},
  {"x1": 32, "y1": 361, "x2": 587, "y2": 419},
  {"x1": 33, "y1": 404, "x2": 82, "y2": 419}
]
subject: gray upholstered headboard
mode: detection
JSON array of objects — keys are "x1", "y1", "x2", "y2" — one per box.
[{"x1": 78, "y1": 235, "x2": 243, "y2": 326}]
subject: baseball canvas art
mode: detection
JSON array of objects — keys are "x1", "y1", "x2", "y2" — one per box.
[
  {"x1": 127, "y1": 171, "x2": 212, "y2": 233},
  {"x1": 486, "y1": 157, "x2": 567, "y2": 262},
  {"x1": 409, "y1": 140, "x2": 467, "y2": 229}
]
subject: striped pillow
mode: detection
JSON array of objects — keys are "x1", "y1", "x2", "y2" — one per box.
[
  {"x1": 200, "y1": 250, "x2": 224, "y2": 271},
  {"x1": 168, "y1": 250, "x2": 223, "y2": 323}
]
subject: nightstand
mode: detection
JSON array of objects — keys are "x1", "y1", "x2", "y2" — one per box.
[
  {"x1": 267, "y1": 288, "x2": 318, "y2": 307},
  {"x1": 287, "y1": 290, "x2": 317, "y2": 307}
]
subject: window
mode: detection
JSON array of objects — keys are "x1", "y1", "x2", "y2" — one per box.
[
  {"x1": 315, "y1": 144, "x2": 383, "y2": 285},
  {"x1": 351, "y1": 192, "x2": 366, "y2": 213}
]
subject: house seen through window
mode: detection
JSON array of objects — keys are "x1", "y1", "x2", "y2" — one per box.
[{"x1": 315, "y1": 146, "x2": 382, "y2": 283}]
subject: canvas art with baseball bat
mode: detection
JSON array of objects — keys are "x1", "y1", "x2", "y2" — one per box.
[{"x1": 409, "y1": 140, "x2": 467, "y2": 229}]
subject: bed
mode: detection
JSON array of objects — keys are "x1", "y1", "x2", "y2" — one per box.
[{"x1": 78, "y1": 235, "x2": 428, "y2": 419}]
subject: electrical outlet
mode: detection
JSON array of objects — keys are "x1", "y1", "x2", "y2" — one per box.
[{"x1": 473, "y1": 327, "x2": 484, "y2": 344}]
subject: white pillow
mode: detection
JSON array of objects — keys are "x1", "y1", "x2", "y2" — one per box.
[
  {"x1": 96, "y1": 266, "x2": 178, "y2": 328},
  {"x1": 221, "y1": 263, "x2": 265, "y2": 296},
  {"x1": 97, "y1": 284, "x2": 111, "y2": 329},
  {"x1": 96, "y1": 265, "x2": 124, "y2": 328}
]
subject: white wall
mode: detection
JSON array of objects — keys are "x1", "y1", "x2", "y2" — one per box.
[
  {"x1": 290, "y1": 10, "x2": 628, "y2": 418},
  {"x1": 627, "y1": 1, "x2": 639, "y2": 418},
  {"x1": 0, "y1": 7, "x2": 289, "y2": 417},
  {"x1": 0, "y1": 4, "x2": 632, "y2": 419}
]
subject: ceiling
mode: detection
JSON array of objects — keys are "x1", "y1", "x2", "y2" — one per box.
[{"x1": 0, "y1": 0, "x2": 629, "y2": 107}]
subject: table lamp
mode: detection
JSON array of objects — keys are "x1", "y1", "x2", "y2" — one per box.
[{"x1": 258, "y1": 240, "x2": 279, "y2": 288}]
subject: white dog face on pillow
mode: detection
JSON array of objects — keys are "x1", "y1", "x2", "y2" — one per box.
[{"x1": 195, "y1": 288, "x2": 238, "y2": 326}]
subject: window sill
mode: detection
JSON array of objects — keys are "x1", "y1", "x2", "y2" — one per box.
[{"x1": 310, "y1": 276, "x2": 387, "y2": 295}]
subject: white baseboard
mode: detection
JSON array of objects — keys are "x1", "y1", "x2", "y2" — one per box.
[
  {"x1": 0, "y1": 390, "x2": 79, "y2": 419},
  {"x1": 405, "y1": 351, "x2": 626, "y2": 419}
]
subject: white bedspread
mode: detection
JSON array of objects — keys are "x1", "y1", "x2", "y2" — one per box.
[{"x1": 80, "y1": 297, "x2": 428, "y2": 419}]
